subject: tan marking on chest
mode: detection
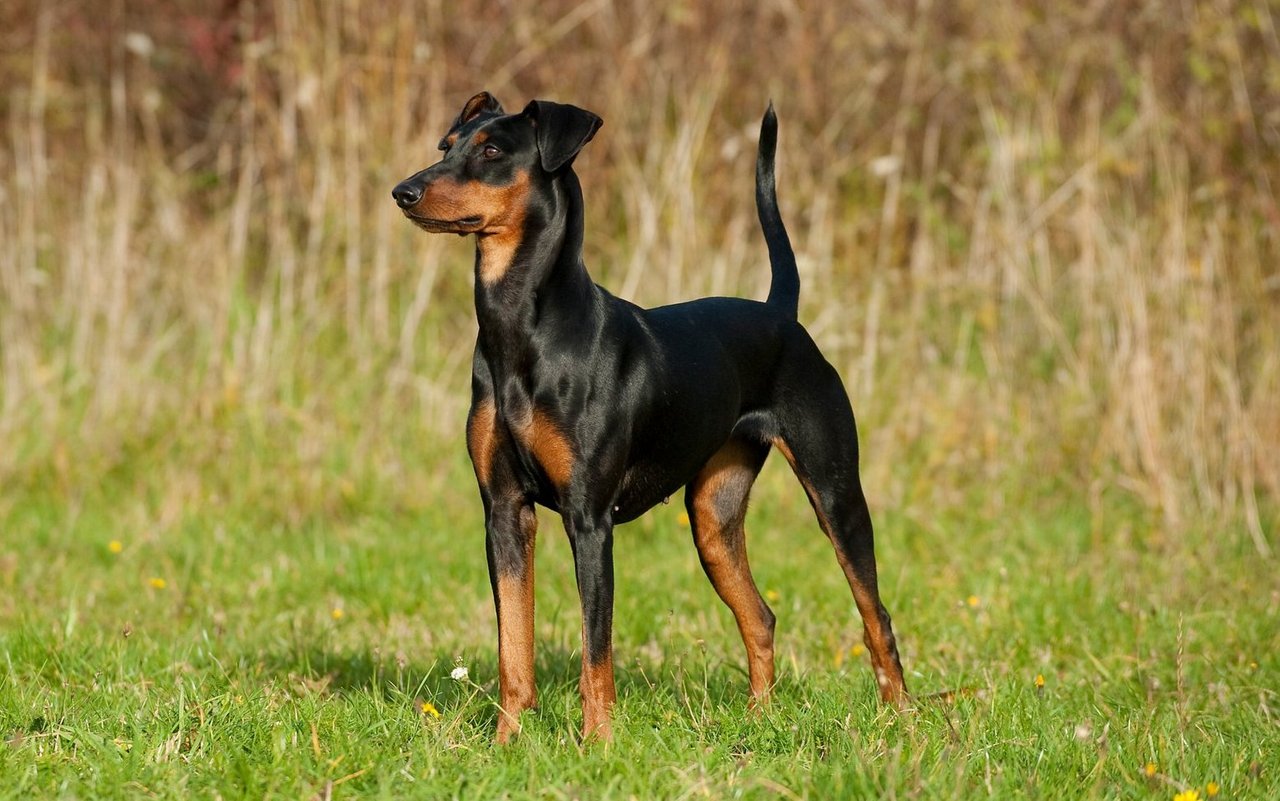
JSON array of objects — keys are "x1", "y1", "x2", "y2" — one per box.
[
  {"x1": 467, "y1": 400, "x2": 498, "y2": 485},
  {"x1": 514, "y1": 409, "x2": 574, "y2": 489}
]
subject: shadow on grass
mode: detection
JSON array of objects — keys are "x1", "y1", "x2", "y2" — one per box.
[{"x1": 257, "y1": 642, "x2": 811, "y2": 737}]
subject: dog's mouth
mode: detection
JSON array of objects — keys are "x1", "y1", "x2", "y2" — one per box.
[{"x1": 402, "y1": 211, "x2": 484, "y2": 235}]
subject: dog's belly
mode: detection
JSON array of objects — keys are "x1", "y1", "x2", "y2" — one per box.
[
  {"x1": 611, "y1": 417, "x2": 744, "y2": 523},
  {"x1": 522, "y1": 460, "x2": 674, "y2": 523},
  {"x1": 611, "y1": 461, "x2": 690, "y2": 524}
]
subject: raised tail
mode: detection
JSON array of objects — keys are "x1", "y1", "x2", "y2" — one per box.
[{"x1": 757, "y1": 102, "x2": 799, "y2": 319}]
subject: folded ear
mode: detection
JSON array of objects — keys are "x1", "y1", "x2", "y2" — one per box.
[
  {"x1": 445, "y1": 91, "x2": 504, "y2": 134},
  {"x1": 521, "y1": 100, "x2": 603, "y2": 173}
]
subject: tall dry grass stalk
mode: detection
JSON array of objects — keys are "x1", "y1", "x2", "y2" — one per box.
[{"x1": 0, "y1": 0, "x2": 1276, "y2": 549}]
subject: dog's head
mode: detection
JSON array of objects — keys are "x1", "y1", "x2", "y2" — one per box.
[{"x1": 391, "y1": 91, "x2": 602, "y2": 236}]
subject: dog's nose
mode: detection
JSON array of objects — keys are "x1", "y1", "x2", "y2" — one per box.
[{"x1": 392, "y1": 181, "x2": 423, "y2": 208}]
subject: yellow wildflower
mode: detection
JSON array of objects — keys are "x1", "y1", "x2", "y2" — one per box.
[
  {"x1": 331, "y1": 608, "x2": 345, "y2": 620},
  {"x1": 1173, "y1": 790, "x2": 1201, "y2": 801},
  {"x1": 1144, "y1": 763, "x2": 1158, "y2": 778},
  {"x1": 1034, "y1": 674, "x2": 1045, "y2": 688},
  {"x1": 1205, "y1": 783, "x2": 1219, "y2": 797},
  {"x1": 966, "y1": 595, "x2": 980, "y2": 608},
  {"x1": 108, "y1": 540, "x2": 124, "y2": 554},
  {"x1": 148, "y1": 577, "x2": 167, "y2": 590},
  {"x1": 851, "y1": 644, "x2": 866, "y2": 658},
  {"x1": 676, "y1": 511, "x2": 690, "y2": 527},
  {"x1": 765, "y1": 589, "x2": 781, "y2": 602},
  {"x1": 419, "y1": 700, "x2": 441, "y2": 719}
]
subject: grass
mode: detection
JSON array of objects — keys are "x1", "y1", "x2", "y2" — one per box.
[
  {"x1": 1, "y1": 448, "x2": 1275, "y2": 799},
  {"x1": 2, "y1": 0, "x2": 1278, "y2": 797}
]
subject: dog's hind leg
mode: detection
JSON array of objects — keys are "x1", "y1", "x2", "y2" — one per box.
[
  {"x1": 685, "y1": 436, "x2": 776, "y2": 704},
  {"x1": 771, "y1": 345, "x2": 908, "y2": 703}
]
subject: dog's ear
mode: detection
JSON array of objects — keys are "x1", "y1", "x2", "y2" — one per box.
[
  {"x1": 455, "y1": 91, "x2": 505, "y2": 127},
  {"x1": 521, "y1": 100, "x2": 603, "y2": 173},
  {"x1": 441, "y1": 91, "x2": 504, "y2": 146}
]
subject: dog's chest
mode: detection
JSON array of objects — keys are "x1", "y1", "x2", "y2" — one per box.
[
  {"x1": 504, "y1": 404, "x2": 575, "y2": 491},
  {"x1": 469, "y1": 374, "x2": 572, "y2": 497}
]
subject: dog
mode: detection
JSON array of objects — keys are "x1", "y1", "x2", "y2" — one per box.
[{"x1": 393, "y1": 92, "x2": 907, "y2": 742}]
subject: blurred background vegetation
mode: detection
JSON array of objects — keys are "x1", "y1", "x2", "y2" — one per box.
[{"x1": 1, "y1": 0, "x2": 1276, "y2": 550}]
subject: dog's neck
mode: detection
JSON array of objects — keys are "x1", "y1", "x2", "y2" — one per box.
[{"x1": 472, "y1": 168, "x2": 601, "y2": 363}]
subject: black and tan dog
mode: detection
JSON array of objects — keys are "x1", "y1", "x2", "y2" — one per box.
[{"x1": 393, "y1": 92, "x2": 907, "y2": 742}]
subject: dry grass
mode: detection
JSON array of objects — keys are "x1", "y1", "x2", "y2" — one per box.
[{"x1": 1, "y1": 0, "x2": 1277, "y2": 546}]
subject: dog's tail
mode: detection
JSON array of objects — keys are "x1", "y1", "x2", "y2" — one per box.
[{"x1": 757, "y1": 102, "x2": 799, "y2": 320}]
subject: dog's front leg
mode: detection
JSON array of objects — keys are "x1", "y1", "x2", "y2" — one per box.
[
  {"x1": 564, "y1": 508, "x2": 616, "y2": 742},
  {"x1": 485, "y1": 498, "x2": 538, "y2": 743}
]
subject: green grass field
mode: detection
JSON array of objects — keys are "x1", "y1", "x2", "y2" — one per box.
[
  {"x1": 3, "y1": 1, "x2": 1279, "y2": 797},
  {"x1": 1, "y1": 443, "x2": 1274, "y2": 799}
]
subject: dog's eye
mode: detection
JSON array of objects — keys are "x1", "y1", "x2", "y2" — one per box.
[{"x1": 481, "y1": 144, "x2": 502, "y2": 160}]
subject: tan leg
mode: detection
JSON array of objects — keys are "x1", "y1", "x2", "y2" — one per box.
[
  {"x1": 580, "y1": 640, "x2": 616, "y2": 741},
  {"x1": 687, "y1": 437, "x2": 776, "y2": 703},
  {"x1": 563, "y1": 509, "x2": 617, "y2": 743},
  {"x1": 491, "y1": 504, "x2": 538, "y2": 743}
]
